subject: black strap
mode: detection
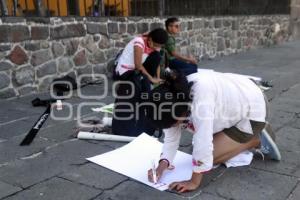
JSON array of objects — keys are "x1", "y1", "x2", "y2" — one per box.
[{"x1": 20, "y1": 104, "x2": 51, "y2": 146}]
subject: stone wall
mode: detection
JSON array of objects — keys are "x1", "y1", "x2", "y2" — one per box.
[
  {"x1": 0, "y1": 15, "x2": 291, "y2": 99},
  {"x1": 291, "y1": 0, "x2": 300, "y2": 39}
]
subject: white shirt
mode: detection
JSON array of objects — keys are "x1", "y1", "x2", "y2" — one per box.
[
  {"x1": 115, "y1": 36, "x2": 154, "y2": 76},
  {"x1": 160, "y1": 70, "x2": 266, "y2": 173}
]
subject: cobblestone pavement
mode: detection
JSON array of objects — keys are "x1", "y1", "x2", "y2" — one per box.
[{"x1": 0, "y1": 41, "x2": 300, "y2": 200}]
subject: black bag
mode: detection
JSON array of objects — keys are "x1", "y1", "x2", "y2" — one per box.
[
  {"x1": 112, "y1": 49, "x2": 124, "y2": 80},
  {"x1": 52, "y1": 75, "x2": 78, "y2": 96}
]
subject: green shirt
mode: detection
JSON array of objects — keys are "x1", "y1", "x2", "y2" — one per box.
[
  {"x1": 160, "y1": 34, "x2": 176, "y2": 71},
  {"x1": 164, "y1": 34, "x2": 176, "y2": 61}
]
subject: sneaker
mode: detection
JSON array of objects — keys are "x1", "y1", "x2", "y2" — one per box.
[{"x1": 258, "y1": 123, "x2": 281, "y2": 161}]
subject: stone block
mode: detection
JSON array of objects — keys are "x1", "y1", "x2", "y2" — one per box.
[
  {"x1": 87, "y1": 23, "x2": 107, "y2": 35},
  {"x1": 37, "y1": 61, "x2": 57, "y2": 78},
  {"x1": 0, "y1": 88, "x2": 17, "y2": 99},
  {"x1": 8, "y1": 45, "x2": 28, "y2": 65},
  {"x1": 58, "y1": 57, "x2": 73, "y2": 73},
  {"x1": 81, "y1": 35, "x2": 97, "y2": 53},
  {"x1": 30, "y1": 49, "x2": 52, "y2": 67},
  {"x1": 0, "y1": 44, "x2": 11, "y2": 52},
  {"x1": 38, "y1": 76, "x2": 54, "y2": 91},
  {"x1": 24, "y1": 42, "x2": 41, "y2": 51},
  {"x1": 232, "y1": 20, "x2": 240, "y2": 31},
  {"x1": 0, "y1": 72, "x2": 10, "y2": 89},
  {"x1": 0, "y1": 61, "x2": 13, "y2": 71},
  {"x1": 50, "y1": 24, "x2": 86, "y2": 39},
  {"x1": 18, "y1": 86, "x2": 37, "y2": 96},
  {"x1": 0, "y1": 25, "x2": 30, "y2": 43},
  {"x1": 73, "y1": 50, "x2": 87, "y2": 66},
  {"x1": 137, "y1": 23, "x2": 149, "y2": 34},
  {"x1": 63, "y1": 40, "x2": 79, "y2": 56},
  {"x1": 31, "y1": 26, "x2": 49, "y2": 40},
  {"x1": 88, "y1": 49, "x2": 106, "y2": 64},
  {"x1": 217, "y1": 38, "x2": 226, "y2": 51},
  {"x1": 119, "y1": 23, "x2": 127, "y2": 34},
  {"x1": 13, "y1": 65, "x2": 35, "y2": 86},
  {"x1": 108, "y1": 22, "x2": 119, "y2": 34},
  {"x1": 98, "y1": 35, "x2": 110, "y2": 49},
  {"x1": 214, "y1": 19, "x2": 223, "y2": 29},
  {"x1": 127, "y1": 23, "x2": 136, "y2": 34},
  {"x1": 51, "y1": 42, "x2": 64, "y2": 58}
]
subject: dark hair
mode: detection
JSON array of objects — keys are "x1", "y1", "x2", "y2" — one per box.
[
  {"x1": 145, "y1": 70, "x2": 193, "y2": 129},
  {"x1": 165, "y1": 17, "x2": 179, "y2": 29},
  {"x1": 148, "y1": 28, "x2": 168, "y2": 45}
]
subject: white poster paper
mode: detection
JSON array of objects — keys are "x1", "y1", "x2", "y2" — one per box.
[{"x1": 87, "y1": 133, "x2": 193, "y2": 191}]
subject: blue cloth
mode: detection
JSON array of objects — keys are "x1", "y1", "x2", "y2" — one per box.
[{"x1": 169, "y1": 58, "x2": 198, "y2": 76}]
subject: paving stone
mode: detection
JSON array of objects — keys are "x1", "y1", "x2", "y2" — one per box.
[
  {"x1": 96, "y1": 180, "x2": 184, "y2": 200},
  {"x1": 0, "y1": 140, "x2": 113, "y2": 188},
  {"x1": 270, "y1": 97, "x2": 300, "y2": 114},
  {"x1": 275, "y1": 127, "x2": 300, "y2": 153},
  {"x1": 268, "y1": 109, "x2": 295, "y2": 131},
  {"x1": 251, "y1": 150, "x2": 300, "y2": 178},
  {"x1": 0, "y1": 181, "x2": 22, "y2": 199},
  {"x1": 203, "y1": 167, "x2": 298, "y2": 200},
  {"x1": 0, "y1": 134, "x2": 55, "y2": 164},
  {"x1": 291, "y1": 118, "x2": 300, "y2": 129},
  {"x1": 4, "y1": 177, "x2": 101, "y2": 200},
  {"x1": 60, "y1": 163, "x2": 127, "y2": 190},
  {"x1": 193, "y1": 192, "x2": 226, "y2": 200},
  {"x1": 288, "y1": 183, "x2": 300, "y2": 200},
  {"x1": 179, "y1": 130, "x2": 193, "y2": 147}
]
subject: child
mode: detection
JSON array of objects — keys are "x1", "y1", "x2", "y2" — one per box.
[
  {"x1": 145, "y1": 70, "x2": 281, "y2": 193},
  {"x1": 163, "y1": 17, "x2": 198, "y2": 76},
  {"x1": 112, "y1": 28, "x2": 168, "y2": 137}
]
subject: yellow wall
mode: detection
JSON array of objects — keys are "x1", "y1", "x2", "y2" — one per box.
[{"x1": 7, "y1": 0, "x2": 130, "y2": 16}]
